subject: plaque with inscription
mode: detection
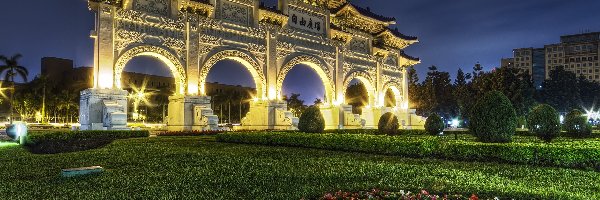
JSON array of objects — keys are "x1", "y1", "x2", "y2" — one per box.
[{"x1": 288, "y1": 8, "x2": 325, "y2": 34}]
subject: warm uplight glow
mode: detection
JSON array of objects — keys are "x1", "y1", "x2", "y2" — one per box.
[
  {"x1": 98, "y1": 71, "x2": 114, "y2": 89},
  {"x1": 269, "y1": 87, "x2": 278, "y2": 100},
  {"x1": 128, "y1": 83, "x2": 153, "y2": 121},
  {"x1": 200, "y1": 84, "x2": 206, "y2": 96},
  {"x1": 0, "y1": 82, "x2": 8, "y2": 100},
  {"x1": 332, "y1": 99, "x2": 343, "y2": 106},
  {"x1": 188, "y1": 83, "x2": 199, "y2": 95},
  {"x1": 401, "y1": 101, "x2": 409, "y2": 109}
]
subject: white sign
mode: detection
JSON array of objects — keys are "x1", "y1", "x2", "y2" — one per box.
[{"x1": 288, "y1": 9, "x2": 325, "y2": 34}]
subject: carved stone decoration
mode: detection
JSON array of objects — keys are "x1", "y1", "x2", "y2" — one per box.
[
  {"x1": 133, "y1": 0, "x2": 170, "y2": 16},
  {"x1": 383, "y1": 80, "x2": 404, "y2": 98},
  {"x1": 198, "y1": 17, "x2": 224, "y2": 29},
  {"x1": 221, "y1": 1, "x2": 249, "y2": 26},
  {"x1": 199, "y1": 33, "x2": 223, "y2": 46},
  {"x1": 248, "y1": 43, "x2": 267, "y2": 54},
  {"x1": 200, "y1": 50, "x2": 267, "y2": 98},
  {"x1": 348, "y1": 38, "x2": 370, "y2": 54},
  {"x1": 276, "y1": 41, "x2": 296, "y2": 60},
  {"x1": 277, "y1": 55, "x2": 334, "y2": 101},
  {"x1": 114, "y1": 45, "x2": 187, "y2": 94},
  {"x1": 385, "y1": 54, "x2": 398, "y2": 66},
  {"x1": 343, "y1": 70, "x2": 375, "y2": 92}
]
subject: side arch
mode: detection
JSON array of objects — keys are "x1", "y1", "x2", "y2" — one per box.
[
  {"x1": 277, "y1": 54, "x2": 334, "y2": 104},
  {"x1": 342, "y1": 70, "x2": 376, "y2": 106},
  {"x1": 199, "y1": 50, "x2": 266, "y2": 99},
  {"x1": 381, "y1": 81, "x2": 403, "y2": 107},
  {"x1": 114, "y1": 45, "x2": 187, "y2": 95}
]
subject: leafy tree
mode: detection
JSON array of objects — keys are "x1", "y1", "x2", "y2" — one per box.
[
  {"x1": 283, "y1": 93, "x2": 306, "y2": 117},
  {"x1": 383, "y1": 89, "x2": 396, "y2": 107},
  {"x1": 469, "y1": 67, "x2": 534, "y2": 118},
  {"x1": 540, "y1": 66, "x2": 580, "y2": 112},
  {"x1": 345, "y1": 82, "x2": 368, "y2": 114},
  {"x1": 0, "y1": 54, "x2": 29, "y2": 123},
  {"x1": 528, "y1": 104, "x2": 560, "y2": 142},
  {"x1": 563, "y1": 109, "x2": 592, "y2": 138},
  {"x1": 58, "y1": 90, "x2": 78, "y2": 124},
  {"x1": 472, "y1": 62, "x2": 483, "y2": 78},
  {"x1": 453, "y1": 68, "x2": 472, "y2": 122},
  {"x1": 419, "y1": 65, "x2": 457, "y2": 118},
  {"x1": 407, "y1": 66, "x2": 422, "y2": 111},
  {"x1": 577, "y1": 75, "x2": 600, "y2": 110},
  {"x1": 313, "y1": 98, "x2": 323, "y2": 106}
]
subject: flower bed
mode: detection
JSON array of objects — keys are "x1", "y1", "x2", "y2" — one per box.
[
  {"x1": 217, "y1": 132, "x2": 600, "y2": 171},
  {"x1": 318, "y1": 189, "x2": 482, "y2": 200}
]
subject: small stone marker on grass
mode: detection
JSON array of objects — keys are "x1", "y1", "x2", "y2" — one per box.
[{"x1": 61, "y1": 166, "x2": 104, "y2": 178}]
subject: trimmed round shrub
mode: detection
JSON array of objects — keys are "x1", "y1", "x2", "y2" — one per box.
[
  {"x1": 298, "y1": 106, "x2": 325, "y2": 133},
  {"x1": 425, "y1": 113, "x2": 444, "y2": 135},
  {"x1": 563, "y1": 109, "x2": 592, "y2": 138},
  {"x1": 527, "y1": 104, "x2": 560, "y2": 142},
  {"x1": 378, "y1": 112, "x2": 399, "y2": 135},
  {"x1": 469, "y1": 91, "x2": 517, "y2": 143}
]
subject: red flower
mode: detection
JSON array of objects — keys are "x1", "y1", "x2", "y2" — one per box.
[{"x1": 469, "y1": 194, "x2": 479, "y2": 200}]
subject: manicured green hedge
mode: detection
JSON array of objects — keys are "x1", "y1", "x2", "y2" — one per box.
[
  {"x1": 156, "y1": 130, "x2": 224, "y2": 136},
  {"x1": 25, "y1": 130, "x2": 149, "y2": 154},
  {"x1": 324, "y1": 129, "x2": 536, "y2": 137},
  {"x1": 217, "y1": 132, "x2": 600, "y2": 171},
  {"x1": 324, "y1": 129, "x2": 428, "y2": 135}
]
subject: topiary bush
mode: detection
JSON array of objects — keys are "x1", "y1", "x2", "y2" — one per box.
[
  {"x1": 425, "y1": 113, "x2": 444, "y2": 135},
  {"x1": 298, "y1": 106, "x2": 325, "y2": 133},
  {"x1": 527, "y1": 104, "x2": 560, "y2": 142},
  {"x1": 469, "y1": 91, "x2": 517, "y2": 143},
  {"x1": 563, "y1": 109, "x2": 592, "y2": 138},
  {"x1": 378, "y1": 112, "x2": 399, "y2": 135}
]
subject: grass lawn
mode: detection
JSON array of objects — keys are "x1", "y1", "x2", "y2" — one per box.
[{"x1": 1, "y1": 136, "x2": 599, "y2": 199}]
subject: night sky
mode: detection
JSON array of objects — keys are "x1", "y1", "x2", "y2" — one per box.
[{"x1": 1, "y1": 0, "x2": 599, "y2": 103}]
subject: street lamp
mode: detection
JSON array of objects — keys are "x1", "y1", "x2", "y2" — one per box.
[{"x1": 128, "y1": 84, "x2": 151, "y2": 122}]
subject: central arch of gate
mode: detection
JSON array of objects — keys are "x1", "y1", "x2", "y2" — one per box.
[{"x1": 81, "y1": 0, "x2": 422, "y2": 131}]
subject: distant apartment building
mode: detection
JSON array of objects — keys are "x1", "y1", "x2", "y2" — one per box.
[
  {"x1": 512, "y1": 48, "x2": 546, "y2": 88},
  {"x1": 503, "y1": 32, "x2": 600, "y2": 87},
  {"x1": 560, "y1": 32, "x2": 600, "y2": 80}
]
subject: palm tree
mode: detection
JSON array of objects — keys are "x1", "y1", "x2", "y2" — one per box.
[{"x1": 0, "y1": 54, "x2": 29, "y2": 124}]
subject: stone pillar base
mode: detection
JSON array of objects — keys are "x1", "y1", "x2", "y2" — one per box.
[
  {"x1": 241, "y1": 100, "x2": 298, "y2": 130},
  {"x1": 167, "y1": 95, "x2": 218, "y2": 131},
  {"x1": 361, "y1": 107, "x2": 388, "y2": 129},
  {"x1": 393, "y1": 108, "x2": 425, "y2": 129},
  {"x1": 338, "y1": 104, "x2": 365, "y2": 129},
  {"x1": 79, "y1": 88, "x2": 128, "y2": 131}
]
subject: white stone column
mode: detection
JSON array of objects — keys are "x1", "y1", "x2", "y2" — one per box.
[
  {"x1": 186, "y1": 14, "x2": 200, "y2": 95},
  {"x1": 402, "y1": 67, "x2": 409, "y2": 109},
  {"x1": 95, "y1": 4, "x2": 116, "y2": 89}
]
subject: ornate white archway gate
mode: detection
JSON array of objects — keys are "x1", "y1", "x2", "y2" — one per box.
[{"x1": 80, "y1": 0, "x2": 421, "y2": 131}]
